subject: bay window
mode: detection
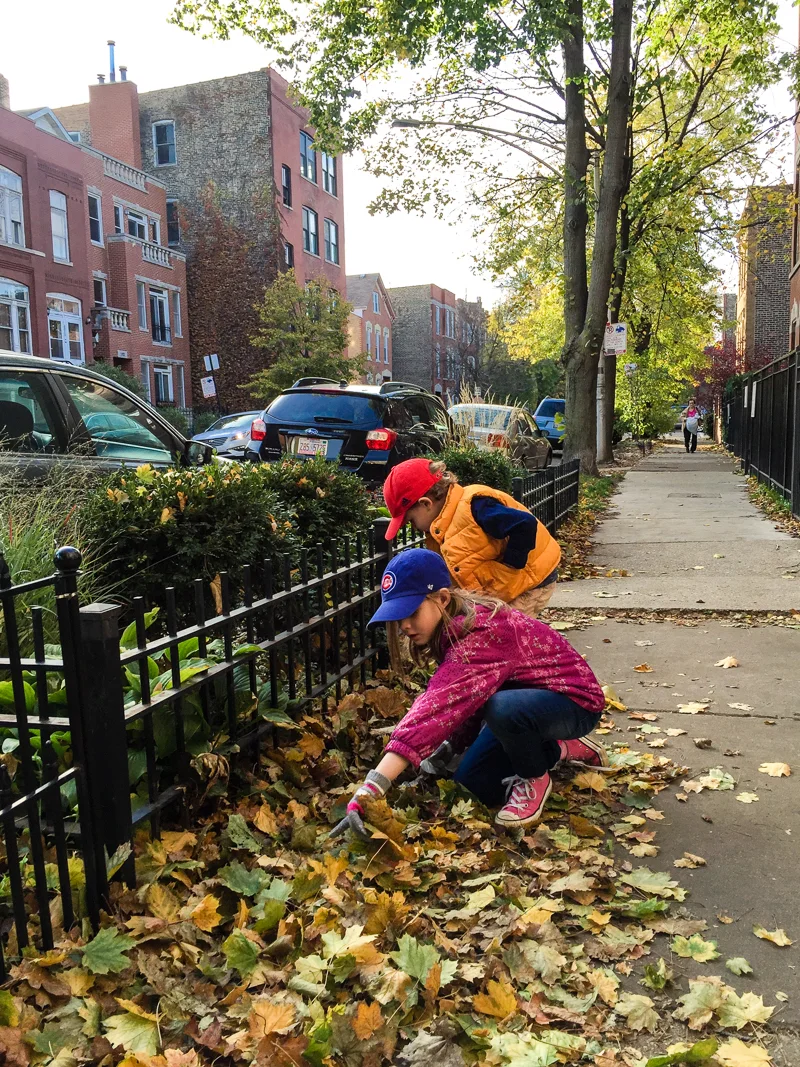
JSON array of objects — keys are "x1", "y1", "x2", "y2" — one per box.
[
  {"x1": 0, "y1": 279, "x2": 31, "y2": 353},
  {"x1": 0, "y1": 168, "x2": 24, "y2": 248},
  {"x1": 47, "y1": 294, "x2": 84, "y2": 363}
]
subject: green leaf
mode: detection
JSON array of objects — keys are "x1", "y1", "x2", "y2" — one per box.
[
  {"x1": 642, "y1": 958, "x2": 673, "y2": 990},
  {"x1": 217, "y1": 860, "x2": 268, "y2": 897},
  {"x1": 223, "y1": 930, "x2": 260, "y2": 977},
  {"x1": 488, "y1": 1031, "x2": 558, "y2": 1066},
  {"x1": 726, "y1": 957, "x2": 754, "y2": 976},
  {"x1": 292, "y1": 869, "x2": 324, "y2": 901},
  {"x1": 120, "y1": 607, "x2": 160, "y2": 650},
  {"x1": 645, "y1": 1037, "x2": 719, "y2": 1066},
  {"x1": 620, "y1": 867, "x2": 686, "y2": 900},
  {"x1": 103, "y1": 1011, "x2": 160, "y2": 1056},
  {"x1": 389, "y1": 933, "x2": 440, "y2": 983},
  {"x1": 226, "y1": 812, "x2": 262, "y2": 853},
  {"x1": 671, "y1": 934, "x2": 720, "y2": 962},
  {"x1": 253, "y1": 897, "x2": 286, "y2": 934},
  {"x1": 81, "y1": 926, "x2": 135, "y2": 974},
  {"x1": 616, "y1": 993, "x2": 660, "y2": 1032},
  {"x1": 716, "y1": 990, "x2": 774, "y2": 1030},
  {"x1": 0, "y1": 680, "x2": 35, "y2": 711},
  {"x1": 260, "y1": 706, "x2": 303, "y2": 729}
]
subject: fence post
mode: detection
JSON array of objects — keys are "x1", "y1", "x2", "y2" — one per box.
[
  {"x1": 371, "y1": 518, "x2": 392, "y2": 669},
  {"x1": 511, "y1": 477, "x2": 524, "y2": 504},
  {"x1": 546, "y1": 467, "x2": 557, "y2": 533},
  {"x1": 78, "y1": 603, "x2": 135, "y2": 887}
]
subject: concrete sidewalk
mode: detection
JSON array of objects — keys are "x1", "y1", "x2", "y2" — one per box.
[{"x1": 553, "y1": 444, "x2": 800, "y2": 611}]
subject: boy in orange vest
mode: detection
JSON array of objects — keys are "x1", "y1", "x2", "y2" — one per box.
[{"x1": 383, "y1": 458, "x2": 561, "y2": 616}]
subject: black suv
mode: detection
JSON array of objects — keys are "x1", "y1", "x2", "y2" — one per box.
[{"x1": 245, "y1": 378, "x2": 452, "y2": 480}]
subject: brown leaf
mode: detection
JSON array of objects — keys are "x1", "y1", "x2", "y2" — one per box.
[
  {"x1": 254, "y1": 802, "x2": 279, "y2": 835},
  {"x1": 633, "y1": 663, "x2": 654, "y2": 673},
  {"x1": 255, "y1": 1035, "x2": 311, "y2": 1066},
  {"x1": 352, "y1": 1001, "x2": 384, "y2": 1041},
  {"x1": 0, "y1": 1027, "x2": 30, "y2": 1067},
  {"x1": 472, "y1": 979, "x2": 517, "y2": 1019},
  {"x1": 249, "y1": 999, "x2": 296, "y2": 1039},
  {"x1": 160, "y1": 831, "x2": 197, "y2": 857},
  {"x1": 210, "y1": 574, "x2": 223, "y2": 615},
  {"x1": 298, "y1": 734, "x2": 326, "y2": 760},
  {"x1": 364, "y1": 891, "x2": 411, "y2": 936},
  {"x1": 569, "y1": 814, "x2": 604, "y2": 839},
  {"x1": 715, "y1": 656, "x2": 739, "y2": 668},
  {"x1": 364, "y1": 686, "x2": 408, "y2": 718},
  {"x1": 191, "y1": 894, "x2": 222, "y2": 932}
]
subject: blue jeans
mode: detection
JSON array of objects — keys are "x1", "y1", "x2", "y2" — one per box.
[{"x1": 453, "y1": 687, "x2": 601, "y2": 807}]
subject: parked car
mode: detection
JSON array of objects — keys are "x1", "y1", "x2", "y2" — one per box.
[
  {"x1": 449, "y1": 402, "x2": 552, "y2": 470},
  {"x1": 0, "y1": 352, "x2": 212, "y2": 479},
  {"x1": 534, "y1": 396, "x2": 566, "y2": 449},
  {"x1": 192, "y1": 410, "x2": 261, "y2": 458},
  {"x1": 245, "y1": 377, "x2": 452, "y2": 480}
]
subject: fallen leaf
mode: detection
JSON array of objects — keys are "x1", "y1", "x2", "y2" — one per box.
[
  {"x1": 190, "y1": 894, "x2": 222, "y2": 932},
  {"x1": 693, "y1": 738, "x2": 713, "y2": 749},
  {"x1": 759, "y1": 762, "x2": 791, "y2": 777},
  {"x1": 715, "y1": 657, "x2": 739, "y2": 669},
  {"x1": 633, "y1": 664, "x2": 654, "y2": 673},
  {"x1": 472, "y1": 979, "x2": 517, "y2": 1019},
  {"x1": 671, "y1": 934, "x2": 720, "y2": 962},
  {"x1": 736, "y1": 793, "x2": 760, "y2": 804},
  {"x1": 666, "y1": 728, "x2": 687, "y2": 737},
  {"x1": 674, "y1": 852, "x2": 706, "y2": 869},
  {"x1": 678, "y1": 702, "x2": 711, "y2": 715},
  {"x1": 571, "y1": 770, "x2": 609, "y2": 792},
  {"x1": 716, "y1": 1039, "x2": 772, "y2": 1066},
  {"x1": 616, "y1": 992, "x2": 659, "y2": 1032},
  {"x1": 753, "y1": 925, "x2": 793, "y2": 946},
  {"x1": 104, "y1": 1012, "x2": 160, "y2": 1057},
  {"x1": 352, "y1": 1001, "x2": 383, "y2": 1041},
  {"x1": 717, "y1": 991, "x2": 774, "y2": 1030},
  {"x1": 726, "y1": 958, "x2": 753, "y2": 976},
  {"x1": 728, "y1": 703, "x2": 753, "y2": 712},
  {"x1": 248, "y1": 999, "x2": 296, "y2": 1038}
]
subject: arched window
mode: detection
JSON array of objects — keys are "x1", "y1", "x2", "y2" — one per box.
[
  {"x1": 383, "y1": 327, "x2": 389, "y2": 363},
  {"x1": 0, "y1": 279, "x2": 31, "y2": 353},
  {"x1": 375, "y1": 373, "x2": 383, "y2": 385},
  {"x1": 0, "y1": 168, "x2": 24, "y2": 247},
  {"x1": 47, "y1": 294, "x2": 85, "y2": 363},
  {"x1": 366, "y1": 371, "x2": 374, "y2": 385},
  {"x1": 365, "y1": 321, "x2": 372, "y2": 359}
]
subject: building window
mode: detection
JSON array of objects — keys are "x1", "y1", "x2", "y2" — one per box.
[
  {"x1": 49, "y1": 190, "x2": 69, "y2": 262},
  {"x1": 113, "y1": 205, "x2": 123, "y2": 234},
  {"x1": 93, "y1": 278, "x2": 107, "y2": 307},
  {"x1": 127, "y1": 211, "x2": 147, "y2": 241},
  {"x1": 88, "y1": 194, "x2": 102, "y2": 245},
  {"x1": 302, "y1": 207, "x2": 319, "y2": 255},
  {"x1": 384, "y1": 327, "x2": 389, "y2": 363},
  {"x1": 435, "y1": 344, "x2": 441, "y2": 378},
  {"x1": 300, "y1": 132, "x2": 317, "y2": 183},
  {"x1": 284, "y1": 241, "x2": 294, "y2": 268},
  {"x1": 177, "y1": 364, "x2": 186, "y2": 407},
  {"x1": 47, "y1": 294, "x2": 84, "y2": 363},
  {"x1": 445, "y1": 308, "x2": 455, "y2": 338},
  {"x1": 366, "y1": 322, "x2": 372, "y2": 359},
  {"x1": 172, "y1": 291, "x2": 182, "y2": 338},
  {"x1": 0, "y1": 279, "x2": 31, "y2": 353},
  {"x1": 149, "y1": 218, "x2": 160, "y2": 245},
  {"x1": 375, "y1": 373, "x2": 383, "y2": 385},
  {"x1": 150, "y1": 288, "x2": 171, "y2": 344},
  {"x1": 372, "y1": 291, "x2": 380, "y2": 314},
  {"x1": 366, "y1": 371, "x2": 374, "y2": 385},
  {"x1": 282, "y1": 165, "x2": 292, "y2": 207},
  {"x1": 0, "y1": 167, "x2": 24, "y2": 248},
  {"x1": 324, "y1": 218, "x2": 339, "y2": 264},
  {"x1": 140, "y1": 363, "x2": 151, "y2": 401},
  {"x1": 153, "y1": 121, "x2": 177, "y2": 166},
  {"x1": 136, "y1": 281, "x2": 147, "y2": 329},
  {"x1": 322, "y1": 152, "x2": 337, "y2": 196},
  {"x1": 166, "y1": 199, "x2": 180, "y2": 247},
  {"x1": 67, "y1": 132, "x2": 81, "y2": 143},
  {"x1": 435, "y1": 305, "x2": 441, "y2": 334},
  {"x1": 153, "y1": 363, "x2": 174, "y2": 403}
]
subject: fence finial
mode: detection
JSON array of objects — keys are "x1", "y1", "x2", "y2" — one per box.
[{"x1": 54, "y1": 546, "x2": 82, "y2": 573}]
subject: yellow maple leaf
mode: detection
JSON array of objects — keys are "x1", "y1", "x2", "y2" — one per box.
[
  {"x1": 352, "y1": 1001, "x2": 383, "y2": 1041},
  {"x1": 62, "y1": 967, "x2": 95, "y2": 996},
  {"x1": 254, "y1": 802, "x2": 279, "y2": 835},
  {"x1": 116, "y1": 997, "x2": 159, "y2": 1022},
  {"x1": 160, "y1": 831, "x2": 197, "y2": 856},
  {"x1": 473, "y1": 979, "x2": 517, "y2": 1019},
  {"x1": 248, "y1": 999, "x2": 296, "y2": 1038},
  {"x1": 190, "y1": 894, "x2": 222, "y2": 932},
  {"x1": 753, "y1": 925, "x2": 793, "y2": 947},
  {"x1": 160, "y1": 506, "x2": 175, "y2": 524},
  {"x1": 298, "y1": 733, "x2": 326, "y2": 759},
  {"x1": 758, "y1": 762, "x2": 791, "y2": 777},
  {"x1": 146, "y1": 883, "x2": 181, "y2": 923},
  {"x1": 716, "y1": 1038, "x2": 772, "y2": 1066},
  {"x1": 633, "y1": 663, "x2": 654, "y2": 672},
  {"x1": 572, "y1": 770, "x2": 609, "y2": 792}
]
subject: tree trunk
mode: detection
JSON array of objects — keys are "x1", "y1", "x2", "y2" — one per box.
[{"x1": 560, "y1": 0, "x2": 593, "y2": 470}]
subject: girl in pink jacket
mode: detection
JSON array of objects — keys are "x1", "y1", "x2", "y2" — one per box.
[{"x1": 332, "y1": 548, "x2": 607, "y2": 836}]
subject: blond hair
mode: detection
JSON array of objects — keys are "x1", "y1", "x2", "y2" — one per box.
[
  {"x1": 387, "y1": 587, "x2": 506, "y2": 674},
  {"x1": 426, "y1": 460, "x2": 459, "y2": 502}
]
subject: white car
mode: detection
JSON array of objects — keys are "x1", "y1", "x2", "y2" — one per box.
[
  {"x1": 192, "y1": 411, "x2": 261, "y2": 457},
  {"x1": 448, "y1": 403, "x2": 553, "y2": 470}
]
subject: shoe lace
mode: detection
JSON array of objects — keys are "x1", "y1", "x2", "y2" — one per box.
[{"x1": 501, "y1": 775, "x2": 536, "y2": 807}]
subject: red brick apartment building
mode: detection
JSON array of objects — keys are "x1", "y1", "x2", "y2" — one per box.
[
  {"x1": 737, "y1": 185, "x2": 791, "y2": 367},
  {"x1": 387, "y1": 284, "x2": 460, "y2": 398},
  {"x1": 0, "y1": 72, "x2": 191, "y2": 408},
  {"x1": 346, "y1": 273, "x2": 394, "y2": 383},
  {"x1": 50, "y1": 51, "x2": 346, "y2": 408}
]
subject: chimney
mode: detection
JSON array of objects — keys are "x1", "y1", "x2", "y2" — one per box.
[
  {"x1": 120, "y1": 66, "x2": 127, "y2": 82},
  {"x1": 97, "y1": 74, "x2": 105, "y2": 84},
  {"x1": 89, "y1": 46, "x2": 141, "y2": 167},
  {"x1": 0, "y1": 74, "x2": 9, "y2": 110},
  {"x1": 108, "y1": 40, "x2": 116, "y2": 83}
]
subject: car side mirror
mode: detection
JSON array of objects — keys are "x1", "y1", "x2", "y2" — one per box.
[{"x1": 184, "y1": 440, "x2": 212, "y2": 465}]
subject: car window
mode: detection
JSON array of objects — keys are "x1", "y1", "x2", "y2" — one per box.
[
  {"x1": 61, "y1": 377, "x2": 177, "y2": 465},
  {"x1": 382, "y1": 399, "x2": 411, "y2": 431},
  {"x1": 402, "y1": 395, "x2": 431, "y2": 425},
  {"x1": 450, "y1": 405, "x2": 512, "y2": 430},
  {"x1": 0, "y1": 371, "x2": 62, "y2": 454},
  {"x1": 535, "y1": 400, "x2": 564, "y2": 418},
  {"x1": 267, "y1": 391, "x2": 382, "y2": 428},
  {"x1": 207, "y1": 412, "x2": 258, "y2": 432},
  {"x1": 423, "y1": 397, "x2": 449, "y2": 432}
]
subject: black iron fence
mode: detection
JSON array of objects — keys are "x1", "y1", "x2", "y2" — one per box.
[
  {"x1": 724, "y1": 351, "x2": 799, "y2": 515},
  {"x1": 0, "y1": 466, "x2": 581, "y2": 969},
  {"x1": 512, "y1": 458, "x2": 581, "y2": 533}
]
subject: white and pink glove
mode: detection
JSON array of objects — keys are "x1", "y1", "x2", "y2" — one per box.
[{"x1": 330, "y1": 770, "x2": 393, "y2": 841}]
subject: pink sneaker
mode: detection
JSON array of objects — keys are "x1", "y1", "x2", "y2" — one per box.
[
  {"x1": 558, "y1": 735, "x2": 610, "y2": 769},
  {"x1": 495, "y1": 772, "x2": 552, "y2": 828}
]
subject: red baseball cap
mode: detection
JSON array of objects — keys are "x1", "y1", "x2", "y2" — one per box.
[{"x1": 383, "y1": 458, "x2": 442, "y2": 540}]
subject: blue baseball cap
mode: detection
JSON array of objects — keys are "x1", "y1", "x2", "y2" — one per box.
[{"x1": 369, "y1": 548, "x2": 451, "y2": 625}]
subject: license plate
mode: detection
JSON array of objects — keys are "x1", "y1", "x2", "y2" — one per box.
[{"x1": 296, "y1": 436, "x2": 328, "y2": 457}]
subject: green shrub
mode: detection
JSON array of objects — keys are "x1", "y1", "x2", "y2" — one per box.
[
  {"x1": 92, "y1": 362, "x2": 147, "y2": 399},
  {"x1": 258, "y1": 456, "x2": 372, "y2": 547},
  {"x1": 192, "y1": 409, "x2": 222, "y2": 434},
  {"x1": 425, "y1": 445, "x2": 526, "y2": 493},
  {"x1": 156, "y1": 405, "x2": 191, "y2": 437},
  {"x1": 80, "y1": 461, "x2": 295, "y2": 609}
]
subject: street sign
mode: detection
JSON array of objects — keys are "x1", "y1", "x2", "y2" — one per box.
[
  {"x1": 200, "y1": 375, "x2": 217, "y2": 399},
  {"x1": 624, "y1": 362, "x2": 638, "y2": 377},
  {"x1": 204, "y1": 353, "x2": 220, "y2": 372},
  {"x1": 604, "y1": 322, "x2": 628, "y2": 354}
]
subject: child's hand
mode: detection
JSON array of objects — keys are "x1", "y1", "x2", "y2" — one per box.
[{"x1": 329, "y1": 770, "x2": 392, "y2": 842}]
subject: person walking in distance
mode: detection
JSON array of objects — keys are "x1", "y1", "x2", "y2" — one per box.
[{"x1": 682, "y1": 400, "x2": 701, "y2": 453}]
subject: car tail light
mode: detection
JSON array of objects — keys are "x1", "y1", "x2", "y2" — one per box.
[
  {"x1": 366, "y1": 428, "x2": 398, "y2": 450},
  {"x1": 487, "y1": 433, "x2": 508, "y2": 448},
  {"x1": 250, "y1": 417, "x2": 267, "y2": 442}
]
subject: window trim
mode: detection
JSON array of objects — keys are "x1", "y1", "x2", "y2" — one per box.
[
  {"x1": 372, "y1": 291, "x2": 380, "y2": 314},
  {"x1": 321, "y1": 151, "x2": 337, "y2": 197},
  {"x1": 140, "y1": 362, "x2": 152, "y2": 401},
  {"x1": 366, "y1": 322, "x2": 372, "y2": 359},
  {"x1": 0, "y1": 166, "x2": 25, "y2": 250},
  {"x1": 113, "y1": 204, "x2": 123, "y2": 234},
  {"x1": 300, "y1": 132, "x2": 317, "y2": 184},
  {"x1": 152, "y1": 120, "x2": 177, "y2": 167},
  {"x1": 284, "y1": 241, "x2": 294, "y2": 268},
  {"x1": 281, "y1": 164, "x2": 293, "y2": 208},
  {"x1": 136, "y1": 281, "x2": 148, "y2": 331},
  {"x1": 171, "y1": 290, "x2": 182, "y2": 338},
  {"x1": 127, "y1": 210, "x2": 147, "y2": 242},
  {"x1": 0, "y1": 277, "x2": 32, "y2": 354},
  {"x1": 88, "y1": 192, "x2": 103, "y2": 246},
  {"x1": 302, "y1": 206, "x2": 319, "y2": 256},
  {"x1": 152, "y1": 363, "x2": 175, "y2": 404},
  {"x1": 384, "y1": 326, "x2": 389, "y2": 363},
  {"x1": 149, "y1": 286, "x2": 171, "y2": 346},
  {"x1": 93, "y1": 277, "x2": 107, "y2": 308},
  {"x1": 49, "y1": 189, "x2": 70, "y2": 263},
  {"x1": 323, "y1": 217, "x2": 339, "y2": 265},
  {"x1": 46, "y1": 292, "x2": 85, "y2": 365}
]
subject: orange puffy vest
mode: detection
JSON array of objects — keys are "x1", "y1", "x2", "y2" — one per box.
[{"x1": 424, "y1": 483, "x2": 561, "y2": 602}]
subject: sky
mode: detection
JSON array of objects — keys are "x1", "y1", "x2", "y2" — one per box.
[{"x1": 4, "y1": 0, "x2": 799, "y2": 310}]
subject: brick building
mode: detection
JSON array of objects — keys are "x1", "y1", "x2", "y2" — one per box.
[
  {"x1": 53, "y1": 58, "x2": 345, "y2": 408},
  {"x1": 720, "y1": 290, "x2": 737, "y2": 348},
  {"x1": 388, "y1": 283, "x2": 461, "y2": 398},
  {"x1": 737, "y1": 184, "x2": 791, "y2": 367},
  {"x1": 346, "y1": 273, "x2": 393, "y2": 383}
]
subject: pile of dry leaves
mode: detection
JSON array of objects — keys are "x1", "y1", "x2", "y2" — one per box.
[{"x1": 0, "y1": 680, "x2": 780, "y2": 1067}]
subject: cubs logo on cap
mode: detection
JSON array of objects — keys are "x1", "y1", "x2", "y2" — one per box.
[{"x1": 381, "y1": 571, "x2": 395, "y2": 592}]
